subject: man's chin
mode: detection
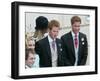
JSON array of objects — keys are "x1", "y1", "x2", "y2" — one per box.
[
  {"x1": 74, "y1": 32, "x2": 79, "y2": 34},
  {"x1": 28, "y1": 64, "x2": 33, "y2": 68}
]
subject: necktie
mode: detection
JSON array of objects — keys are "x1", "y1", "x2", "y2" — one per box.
[
  {"x1": 74, "y1": 34, "x2": 78, "y2": 48},
  {"x1": 52, "y1": 40, "x2": 55, "y2": 51}
]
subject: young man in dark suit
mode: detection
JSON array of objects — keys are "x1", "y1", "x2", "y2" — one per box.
[
  {"x1": 61, "y1": 16, "x2": 88, "y2": 66},
  {"x1": 35, "y1": 20, "x2": 64, "y2": 67}
]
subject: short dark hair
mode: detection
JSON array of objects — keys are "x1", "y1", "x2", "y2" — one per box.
[
  {"x1": 48, "y1": 20, "x2": 60, "y2": 30},
  {"x1": 35, "y1": 16, "x2": 48, "y2": 30},
  {"x1": 71, "y1": 16, "x2": 81, "y2": 25},
  {"x1": 25, "y1": 48, "x2": 34, "y2": 60}
]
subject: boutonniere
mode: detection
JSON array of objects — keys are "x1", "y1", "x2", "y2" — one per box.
[
  {"x1": 58, "y1": 43, "x2": 61, "y2": 47},
  {"x1": 58, "y1": 43, "x2": 62, "y2": 51},
  {"x1": 60, "y1": 48, "x2": 62, "y2": 51},
  {"x1": 81, "y1": 37, "x2": 84, "y2": 41},
  {"x1": 82, "y1": 42, "x2": 85, "y2": 45}
]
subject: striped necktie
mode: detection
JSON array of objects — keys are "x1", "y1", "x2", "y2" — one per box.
[
  {"x1": 52, "y1": 40, "x2": 55, "y2": 51},
  {"x1": 74, "y1": 34, "x2": 78, "y2": 48}
]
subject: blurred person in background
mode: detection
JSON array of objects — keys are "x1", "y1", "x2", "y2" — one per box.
[
  {"x1": 33, "y1": 16, "x2": 49, "y2": 42},
  {"x1": 25, "y1": 38, "x2": 39, "y2": 68}
]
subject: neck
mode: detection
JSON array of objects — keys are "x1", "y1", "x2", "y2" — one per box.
[
  {"x1": 49, "y1": 34, "x2": 55, "y2": 40},
  {"x1": 72, "y1": 31, "x2": 78, "y2": 35}
]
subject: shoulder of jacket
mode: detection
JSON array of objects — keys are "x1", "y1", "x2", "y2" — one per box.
[
  {"x1": 61, "y1": 32, "x2": 71, "y2": 38},
  {"x1": 79, "y1": 32, "x2": 86, "y2": 37}
]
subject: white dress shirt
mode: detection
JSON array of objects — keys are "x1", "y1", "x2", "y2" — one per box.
[{"x1": 48, "y1": 35, "x2": 58, "y2": 67}]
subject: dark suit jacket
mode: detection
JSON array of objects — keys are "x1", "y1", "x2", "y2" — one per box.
[
  {"x1": 35, "y1": 36, "x2": 64, "y2": 67},
  {"x1": 61, "y1": 32, "x2": 88, "y2": 66}
]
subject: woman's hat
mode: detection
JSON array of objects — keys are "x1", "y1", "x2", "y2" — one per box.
[{"x1": 35, "y1": 16, "x2": 48, "y2": 30}]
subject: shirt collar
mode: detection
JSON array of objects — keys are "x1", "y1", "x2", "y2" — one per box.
[
  {"x1": 44, "y1": 32, "x2": 49, "y2": 37},
  {"x1": 48, "y1": 35, "x2": 56, "y2": 43},
  {"x1": 71, "y1": 31, "x2": 79, "y2": 38}
]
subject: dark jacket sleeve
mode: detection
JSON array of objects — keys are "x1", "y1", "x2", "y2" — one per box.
[
  {"x1": 35, "y1": 41, "x2": 44, "y2": 67},
  {"x1": 35, "y1": 41, "x2": 42, "y2": 58}
]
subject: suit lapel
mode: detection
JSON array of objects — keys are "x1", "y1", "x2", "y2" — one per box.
[
  {"x1": 55, "y1": 39, "x2": 62, "y2": 66},
  {"x1": 56, "y1": 39, "x2": 61, "y2": 55},
  {"x1": 69, "y1": 32, "x2": 75, "y2": 57},
  {"x1": 45, "y1": 37, "x2": 52, "y2": 58},
  {"x1": 78, "y1": 33, "x2": 82, "y2": 59}
]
